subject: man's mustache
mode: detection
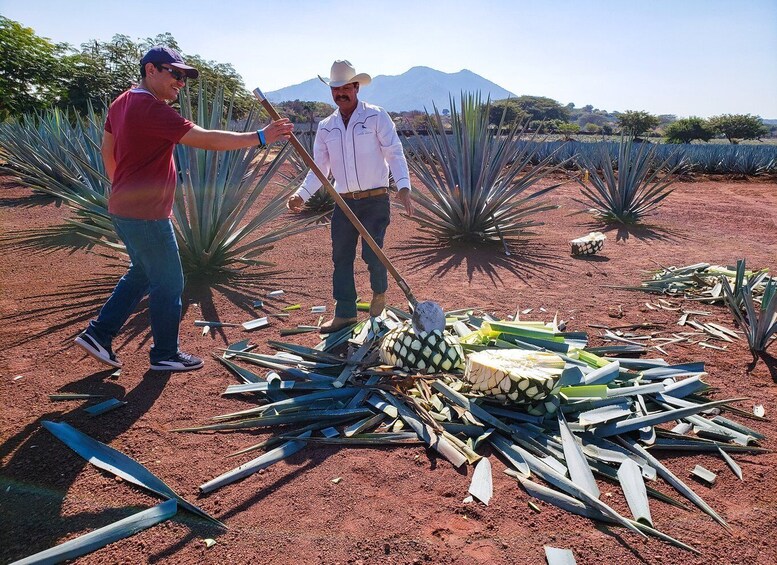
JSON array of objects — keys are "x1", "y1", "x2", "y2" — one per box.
[{"x1": 336, "y1": 95, "x2": 351, "y2": 101}]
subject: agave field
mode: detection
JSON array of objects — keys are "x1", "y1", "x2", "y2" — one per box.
[
  {"x1": 1, "y1": 94, "x2": 777, "y2": 564},
  {"x1": 401, "y1": 135, "x2": 777, "y2": 176}
]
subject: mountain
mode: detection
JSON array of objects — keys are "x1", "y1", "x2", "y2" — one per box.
[{"x1": 265, "y1": 66, "x2": 516, "y2": 112}]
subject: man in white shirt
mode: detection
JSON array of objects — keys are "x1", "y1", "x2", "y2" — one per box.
[{"x1": 287, "y1": 60, "x2": 413, "y2": 333}]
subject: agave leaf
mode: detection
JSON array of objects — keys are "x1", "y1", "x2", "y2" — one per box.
[
  {"x1": 212, "y1": 388, "x2": 358, "y2": 421},
  {"x1": 223, "y1": 380, "x2": 335, "y2": 395},
  {"x1": 592, "y1": 398, "x2": 735, "y2": 437},
  {"x1": 581, "y1": 361, "x2": 620, "y2": 385},
  {"x1": 432, "y1": 381, "x2": 512, "y2": 434},
  {"x1": 711, "y1": 416, "x2": 766, "y2": 440},
  {"x1": 49, "y1": 393, "x2": 105, "y2": 401},
  {"x1": 42, "y1": 421, "x2": 222, "y2": 527},
  {"x1": 344, "y1": 413, "x2": 386, "y2": 437},
  {"x1": 502, "y1": 435, "x2": 644, "y2": 537},
  {"x1": 83, "y1": 398, "x2": 126, "y2": 416},
  {"x1": 517, "y1": 476, "x2": 698, "y2": 554},
  {"x1": 617, "y1": 459, "x2": 652, "y2": 526},
  {"x1": 577, "y1": 402, "x2": 632, "y2": 426},
  {"x1": 468, "y1": 457, "x2": 493, "y2": 505},
  {"x1": 558, "y1": 412, "x2": 600, "y2": 498},
  {"x1": 488, "y1": 433, "x2": 530, "y2": 477},
  {"x1": 216, "y1": 356, "x2": 261, "y2": 384},
  {"x1": 652, "y1": 434, "x2": 768, "y2": 453},
  {"x1": 174, "y1": 408, "x2": 372, "y2": 432},
  {"x1": 559, "y1": 385, "x2": 608, "y2": 399},
  {"x1": 544, "y1": 546, "x2": 577, "y2": 565},
  {"x1": 380, "y1": 391, "x2": 467, "y2": 468},
  {"x1": 200, "y1": 431, "x2": 311, "y2": 493},
  {"x1": 12, "y1": 499, "x2": 177, "y2": 565},
  {"x1": 267, "y1": 341, "x2": 346, "y2": 364},
  {"x1": 275, "y1": 434, "x2": 421, "y2": 445},
  {"x1": 717, "y1": 446, "x2": 743, "y2": 480},
  {"x1": 617, "y1": 437, "x2": 731, "y2": 532}
]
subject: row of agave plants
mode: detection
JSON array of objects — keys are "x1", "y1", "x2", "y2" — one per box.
[
  {"x1": 509, "y1": 139, "x2": 777, "y2": 176},
  {"x1": 0, "y1": 88, "x2": 764, "y2": 277}
]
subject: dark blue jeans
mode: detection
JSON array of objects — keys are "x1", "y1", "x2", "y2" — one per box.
[
  {"x1": 88, "y1": 216, "x2": 183, "y2": 363},
  {"x1": 331, "y1": 195, "x2": 390, "y2": 318}
]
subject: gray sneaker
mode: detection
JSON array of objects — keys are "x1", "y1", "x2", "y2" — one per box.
[
  {"x1": 75, "y1": 329, "x2": 122, "y2": 368},
  {"x1": 150, "y1": 352, "x2": 204, "y2": 372}
]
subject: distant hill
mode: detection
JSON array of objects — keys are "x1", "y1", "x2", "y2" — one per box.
[{"x1": 266, "y1": 66, "x2": 516, "y2": 112}]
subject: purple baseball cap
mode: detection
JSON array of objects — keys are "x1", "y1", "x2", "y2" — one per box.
[{"x1": 140, "y1": 46, "x2": 199, "y2": 79}]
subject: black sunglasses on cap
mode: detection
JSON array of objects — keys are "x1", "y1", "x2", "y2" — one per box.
[{"x1": 156, "y1": 65, "x2": 187, "y2": 82}]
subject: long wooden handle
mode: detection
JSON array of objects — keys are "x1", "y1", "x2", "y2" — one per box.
[{"x1": 253, "y1": 87, "x2": 416, "y2": 305}]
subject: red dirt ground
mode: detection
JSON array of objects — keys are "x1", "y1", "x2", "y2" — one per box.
[{"x1": 1, "y1": 169, "x2": 776, "y2": 565}]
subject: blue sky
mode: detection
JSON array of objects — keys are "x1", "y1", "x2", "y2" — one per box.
[{"x1": 3, "y1": 0, "x2": 776, "y2": 117}]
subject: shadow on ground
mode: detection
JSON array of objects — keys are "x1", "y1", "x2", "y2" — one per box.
[
  {"x1": 3, "y1": 267, "x2": 320, "y2": 353},
  {"x1": 0, "y1": 369, "x2": 194, "y2": 562},
  {"x1": 579, "y1": 220, "x2": 686, "y2": 243},
  {"x1": 393, "y1": 236, "x2": 566, "y2": 287}
]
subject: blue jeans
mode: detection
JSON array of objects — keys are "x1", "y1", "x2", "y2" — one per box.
[
  {"x1": 331, "y1": 195, "x2": 390, "y2": 318},
  {"x1": 88, "y1": 216, "x2": 183, "y2": 363}
]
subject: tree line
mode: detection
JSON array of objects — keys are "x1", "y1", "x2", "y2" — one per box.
[
  {"x1": 393, "y1": 99, "x2": 770, "y2": 144},
  {"x1": 0, "y1": 16, "x2": 333, "y2": 123},
  {"x1": 0, "y1": 16, "x2": 771, "y2": 144}
]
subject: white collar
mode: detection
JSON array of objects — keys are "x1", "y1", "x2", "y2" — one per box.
[{"x1": 130, "y1": 87, "x2": 158, "y2": 100}]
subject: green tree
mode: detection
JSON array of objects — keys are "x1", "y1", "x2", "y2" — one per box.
[
  {"x1": 556, "y1": 122, "x2": 580, "y2": 140},
  {"x1": 513, "y1": 95, "x2": 569, "y2": 123},
  {"x1": 664, "y1": 117, "x2": 715, "y2": 144},
  {"x1": 57, "y1": 35, "x2": 144, "y2": 115},
  {"x1": 488, "y1": 99, "x2": 527, "y2": 126},
  {"x1": 59, "y1": 34, "x2": 256, "y2": 119},
  {"x1": 277, "y1": 99, "x2": 335, "y2": 123},
  {"x1": 617, "y1": 110, "x2": 660, "y2": 138},
  {"x1": 708, "y1": 114, "x2": 768, "y2": 144},
  {"x1": 0, "y1": 16, "x2": 68, "y2": 121}
]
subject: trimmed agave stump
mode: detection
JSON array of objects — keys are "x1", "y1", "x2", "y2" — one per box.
[
  {"x1": 570, "y1": 231, "x2": 606, "y2": 256},
  {"x1": 379, "y1": 324, "x2": 464, "y2": 374},
  {"x1": 464, "y1": 349, "x2": 564, "y2": 403}
]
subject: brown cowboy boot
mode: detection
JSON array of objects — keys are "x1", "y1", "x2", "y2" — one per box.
[
  {"x1": 369, "y1": 293, "x2": 386, "y2": 317},
  {"x1": 319, "y1": 316, "x2": 357, "y2": 334}
]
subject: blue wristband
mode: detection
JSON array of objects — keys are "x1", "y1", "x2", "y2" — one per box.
[{"x1": 257, "y1": 129, "x2": 266, "y2": 146}]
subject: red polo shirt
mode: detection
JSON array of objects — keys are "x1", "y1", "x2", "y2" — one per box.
[{"x1": 105, "y1": 89, "x2": 194, "y2": 220}]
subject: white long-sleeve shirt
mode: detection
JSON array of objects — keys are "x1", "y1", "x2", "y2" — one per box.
[{"x1": 294, "y1": 100, "x2": 411, "y2": 202}]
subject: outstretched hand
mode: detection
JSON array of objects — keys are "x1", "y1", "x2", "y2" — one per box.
[{"x1": 262, "y1": 118, "x2": 294, "y2": 144}]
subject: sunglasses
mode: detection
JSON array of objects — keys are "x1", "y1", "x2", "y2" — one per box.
[{"x1": 156, "y1": 65, "x2": 187, "y2": 82}]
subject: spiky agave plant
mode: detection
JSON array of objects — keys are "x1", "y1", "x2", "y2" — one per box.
[
  {"x1": 173, "y1": 83, "x2": 318, "y2": 276},
  {"x1": 721, "y1": 259, "x2": 777, "y2": 356},
  {"x1": 0, "y1": 104, "x2": 119, "y2": 250},
  {"x1": 401, "y1": 92, "x2": 568, "y2": 244},
  {"x1": 575, "y1": 134, "x2": 685, "y2": 224},
  {"x1": 0, "y1": 104, "x2": 109, "y2": 205}
]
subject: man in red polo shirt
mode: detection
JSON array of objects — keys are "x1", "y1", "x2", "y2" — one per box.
[{"x1": 75, "y1": 45, "x2": 293, "y2": 372}]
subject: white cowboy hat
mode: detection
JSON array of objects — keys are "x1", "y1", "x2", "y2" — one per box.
[{"x1": 318, "y1": 60, "x2": 372, "y2": 88}]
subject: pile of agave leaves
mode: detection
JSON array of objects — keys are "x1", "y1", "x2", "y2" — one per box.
[
  {"x1": 625, "y1": 261, "x2": 772, "y2": 305},
  {"x1": 22, "y1": 306, "x2": 770, "y2": 563},
  {"x1": 174, "y1": 306, "x2": 768, "y2": 556}
]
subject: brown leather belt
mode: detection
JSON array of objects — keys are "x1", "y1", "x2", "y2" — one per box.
[{"x1": 340, "y1": 187, "x2": 388, "y2": 200}]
